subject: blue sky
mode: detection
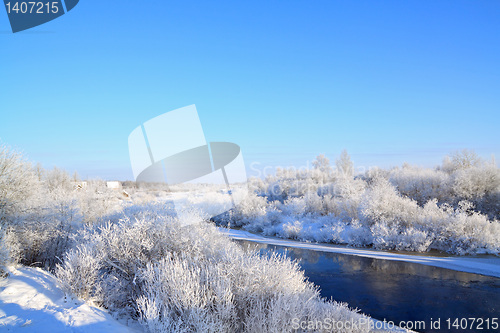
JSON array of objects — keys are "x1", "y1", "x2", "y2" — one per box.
[{"x1": 1, "y1": 0, "x2": 499, "y2": 180}]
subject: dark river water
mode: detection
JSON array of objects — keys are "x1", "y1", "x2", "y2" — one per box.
[{"x1": 236, "y1": 240, "x2": 500, "y2": 333}]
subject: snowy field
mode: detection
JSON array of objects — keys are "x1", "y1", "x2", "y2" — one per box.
[{"x1": 0, "y1": 267, "x2": 136, "y2": 333}]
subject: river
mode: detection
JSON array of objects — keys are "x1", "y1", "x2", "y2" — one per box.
[{"x1": 236, "y1": 240, "x2": 500, "y2": 333}]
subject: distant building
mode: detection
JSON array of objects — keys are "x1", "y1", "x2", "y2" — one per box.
[
  {"x1": 106, "y1": 181, "x2": 122, "y2": 190},
  {"x1": 73, "y1": 181, "x2": 88, "y2": 190}
]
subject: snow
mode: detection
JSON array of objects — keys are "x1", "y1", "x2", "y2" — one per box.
[
  {"x1": 0, "y1": 267, "x2": 138, "y2": 333},
  {"x1": 222, "y1": 228, "x2": 500, "y2": 278}
]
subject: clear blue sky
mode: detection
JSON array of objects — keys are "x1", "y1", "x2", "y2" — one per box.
[{"x1": 1, "y1": 0, "x2": 499, "y2": 180}]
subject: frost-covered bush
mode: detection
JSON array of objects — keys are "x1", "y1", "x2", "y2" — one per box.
[
  {"x1": 9, "y1": 202, "x2": 82, "y2": 269},
  {"x1": 388, "y1": 164, "x2": 452, "y2": 205},
  {"x1": 319, "y1": 177, "x2": 366, "y2": 220},
  {"x1": 0, "y1": 144, "x2": 41, "y2": 223},
  {"x1": 0, "y1": 226, "x2": 11, "y2": 276},
  {"x1": 0, "y1": 145, "x2": 120, "y2": 270},
  {"x1": 361, "y1": 178, "x2": 421, "y2": 228},
  {"x1": 56, "y1": 244, "x2": 103, "y2": 299},
  {"x1": 4, "y1": 181, "x2": 119, "y2": 269},
  {"x1": 440, "y1": 150, "x2": 500, "y2": 219},
  {"x1": 77, "y1": 180, "x2": 121, "y2": 224},
  {"x1": 0, "y1": 144, "x2": 377, "y2": 330},
  {"x1": 420, "y1": 200, "x2": 500, "y2": 255},
  {"x1": 226, "y1": 191, "x2": 270, "y2": 228},
  {"x1": 261, "y1": 154, "x2": 339, "y2": 203},
  {"x1": 451, "y1": 164, "x2": 500, "y2": 219},
  {"x1": 56, "y1": 211, "x2": 371, "y2": 332},
  {"x1": 452, "y1": 164, "x2": 499, "y2": 199},
  {"x1": 0, "y1": 145, "x2": 55, "y2": 268},
  {"x1": 229, "y1": 151, "x2": 500, "y2": 255},
  {"x1": 44, "y1": 167, "x2": 74, "y2": 193},
  {"x1": 336, "y1": 150, "x2": 354, "y2": 178},
  {"x1": 442, "y1": 149, "x2": 483, "y2": 173}
]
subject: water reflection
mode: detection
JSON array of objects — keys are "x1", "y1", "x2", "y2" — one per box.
[{"x1": 236, "y1": 240, "x2": 500, "y2": 333}]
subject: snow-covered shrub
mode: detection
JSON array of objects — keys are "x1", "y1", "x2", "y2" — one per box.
[
  {"x1": 0, "y1": 146, "x2": 122, "y2": 270},
  {"x1": 0, "y1": 145, "x2": 63, "y2": 269},
  {"x1": 44, "y1": 167, "x2": 74, "y2": 193},
  {"x1": 363, "y1": 166, "x2": 390, "y2": 184},
  {"x1": 320, "y1": 177, "x2": 366, "y2": 220},
  {"x1": 228, "y1": 191, "x2": 270, "y2": 228},
  {"x1": 438, "y1": 150, "x2": 500, "y2": 219},
  {"x1": 0, "y1": 144, "x2": 41, "y2": 223},
  {"x1": 136, "y1": 250, "x2": 331, "y2": 333},
  {"x1": 370, "y1": 222, "x2": 433, "y2": 252},
  {"x1": 56, "y1": 212, "x2": 371, "y2": 332},
  {"x1": 442, "y1": 149, "x2": 483, "y2": 173},
  {"x1": 228, "y1": 151, "x2": 500, "y2": 255},
  {"x1": 313, "y1": 154, "x2": 333, "y2": 174},
  {"x1": 361, "y1": 187, "x2": 500, "y2": 254},
  {"x1": 55, "y1": 244, "x2": 103, "y2": 299},
  {"x1": 336, "y1": 150, "x2": 354, "y2": 178},
  {"x1": 263, "y1": 156, "x2": 336, "y2": 203},
  {"x1": 7, "y1": 200, "x2": 82, "y2": 269},
  {"x1": 422, "y1": 200, "x2": 500, "y2": 255},
  {"x1": 388, "y1": 164, "x2": 452, "y2": 205},
  {"x1": 6, "y1": 168, "x2": 88, "y2": 269},
  {"x1": 361, "y1": 178, "x2": 420, "y2": 228},
  {"x1": 0, "y1": 226, "x2": 10, "y2": 276},
  {"x1": 77, "y1": 180, "x2": 121, "y2": 225},
  {"x1": 452, "y1": 164, "x2": 500, "y2": 218}
]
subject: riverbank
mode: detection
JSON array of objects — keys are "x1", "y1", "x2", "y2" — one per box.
[{"x1": 221, "y1": 228, "x2": 500, "y2": 278}]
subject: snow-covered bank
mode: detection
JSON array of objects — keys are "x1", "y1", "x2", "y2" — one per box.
[
  {"x1": 0, "y1": 267, "x2": 136, "y2": 333},
  {"x1": 222, "y1": 228, "x2": 500, "y2": 278}
]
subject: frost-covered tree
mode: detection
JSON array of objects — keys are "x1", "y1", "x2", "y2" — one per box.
[
  {"x1": 388, "y1": 164, "x2": 452, "y2": 205},
  {"x1": 312, "y1": 154, "x2": 331, "y2": 173},
  {"x1": 336, "y1": 149, "x2": 354, "y2": 178},
  {"x1": 44, "y1": 167, "x2": 74, "y2": 193},
  {"x1": 0, "y1": 225, "x2": 10, "y2": 276},
  {"x1": 442, "y1": 149, "x2": 482, "y2": 173},
  {"x1": 0, "y1": 144, "x2": 41, "y2": 224},
  {"x1": 311, "y1": 154, "x2": 333, "y2": 185}
]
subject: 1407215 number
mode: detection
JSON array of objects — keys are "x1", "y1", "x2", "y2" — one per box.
[
  {"x1": 5, "y1": 2, "x2": 59, "y2": 14},
  {"x1": 446, "y1": 318, "x2": 498, "y2": 330}
]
